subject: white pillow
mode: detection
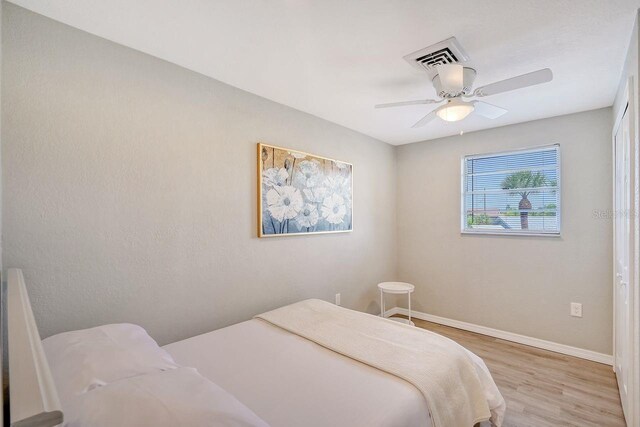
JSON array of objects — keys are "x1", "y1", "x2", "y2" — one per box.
[
  {"x1": 63, "y1": 367, "x2": 269, "y2": 427},
  {"x1": 42, "y1": 323, "x2": 179, "y2": 408}
]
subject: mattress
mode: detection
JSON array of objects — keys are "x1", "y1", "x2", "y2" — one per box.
[{"x1": 164, "y1": 319, "x2": 504, "y2": 427}]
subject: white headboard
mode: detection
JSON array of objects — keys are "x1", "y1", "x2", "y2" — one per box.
[{"x1": 7, "y1": 268, "x2": 63, "y2": 427}]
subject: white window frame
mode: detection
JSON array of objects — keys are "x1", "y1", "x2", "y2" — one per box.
[{"x1": 460, "y1": 144, "x2": 561, "y2": 237}]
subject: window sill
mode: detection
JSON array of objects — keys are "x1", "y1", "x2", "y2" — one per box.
[{"x1": 461, "y1": 230, "x2": 561, "y2": 238}]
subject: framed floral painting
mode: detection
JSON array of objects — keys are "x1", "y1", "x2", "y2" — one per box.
[{"x1": 258, "y1": 143, "x2": 353, "y2": 237}]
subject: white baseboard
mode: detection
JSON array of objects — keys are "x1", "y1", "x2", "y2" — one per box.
[{"x1": 385, "y1": 307, "x2": 613, "y2": 366}]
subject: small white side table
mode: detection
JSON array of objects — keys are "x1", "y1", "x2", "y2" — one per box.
[{"x1": 378, "y1": 282, "x2": 415, "y2": 326}]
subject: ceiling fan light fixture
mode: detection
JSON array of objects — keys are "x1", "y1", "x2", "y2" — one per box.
[{"x1": 436, "y1": 99, "x2": 474, "y2": 122}]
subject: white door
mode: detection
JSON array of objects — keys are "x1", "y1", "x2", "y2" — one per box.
[{"x1": 614, "y1": 103, "x2": 631, "y2": 420}]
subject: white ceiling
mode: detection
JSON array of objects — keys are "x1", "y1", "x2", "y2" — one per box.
[{"x1": 8, "y1": 0, "x2": 640, "y2": 145}]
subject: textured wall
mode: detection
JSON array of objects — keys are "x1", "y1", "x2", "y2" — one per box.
[
  {"x1": 1, "y1": 4, "x2": 617, "y2": 357},
  {"x1": 396, "y1": 109, "x2": 613, "y2": 354},
  {"x1": 2, "y1": 4, "x2": 397, "y2": 345}
]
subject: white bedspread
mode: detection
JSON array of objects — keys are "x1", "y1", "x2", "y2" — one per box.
[
  {"x1": 256, "y1": 299, "x2": 491, "y2": 427},
  {"x1": 164, "y1": 317, "x2": 505, "y2": 427}
]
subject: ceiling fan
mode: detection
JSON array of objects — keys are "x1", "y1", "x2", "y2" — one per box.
[{"x1": 375, "y1": 65, "x2": 553, "y2": 128}]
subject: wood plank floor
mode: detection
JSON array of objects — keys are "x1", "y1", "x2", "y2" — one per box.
[{"x1": 392, "y1": 315, "x2": 626, "y2": 427}]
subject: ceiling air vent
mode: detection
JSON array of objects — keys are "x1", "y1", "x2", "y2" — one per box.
[{"x1": 403, "y1": 37, "x2": 469, "y2": 73}]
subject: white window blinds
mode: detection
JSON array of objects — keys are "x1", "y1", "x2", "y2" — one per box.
[{"x1": 462, "y1": 145, "x2": 560, "y2": 235}]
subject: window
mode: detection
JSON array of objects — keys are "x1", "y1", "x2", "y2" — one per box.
[{"x1": 462, "y1": 145, "x2": 560, "y2": 235}]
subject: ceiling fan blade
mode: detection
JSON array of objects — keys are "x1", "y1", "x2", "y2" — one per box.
[
  {"x1": 472, "y1": 101, "x2": 508, "y2": 119},
  {"x1": 375, "y1": 99, "x2": 439, "y2": 109},
  {"x1": 437, "y1": 64, "x2": 464, "y2": 93},
  {"x1": 411, "y1": 110, "x2": 438, "y2": 128},
  {"x1": 474, "y1": 68, "x2": 553, "y2": 97}
]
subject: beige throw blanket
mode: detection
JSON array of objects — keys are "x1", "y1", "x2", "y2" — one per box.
[{"x1": 255, "y1": 299, "x2": 491, "y2": 427}]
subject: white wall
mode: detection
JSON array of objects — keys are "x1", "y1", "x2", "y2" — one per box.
[
  {"x1": 396, "y1": 109, "x2": 613, "y2": 354},
  {"x1": 1, "y1": 4, "x2": 397, "y2": 345},
  {"x1": 1, "y1": 3, "x2": 618, "y2": 359}
]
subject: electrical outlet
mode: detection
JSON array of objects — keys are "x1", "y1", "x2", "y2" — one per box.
[
  {"x1": 570, "y1": 302, "x2": 582, "y2": 317},
  {"x1": 335, "y1": 293, "x2": 341, "y2": 306}
]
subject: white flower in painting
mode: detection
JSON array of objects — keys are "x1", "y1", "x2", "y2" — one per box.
[
  {"x1": 335, "y1": 161, "x2": 349, "y2": 170},
  {"x1": 294, "y1": 160, "x2": 322, "y2": 188},
  {"x1": 321, "y1": 194, "x2": 347, "y2": 225},
  {"x1": 323, "y1": 175, "x2": 350, "y2": 193},
  {"x1": 262, "y1": 167, "x2": 289, "y2": 187},
  {"x1": 267, "y1": 186, "x2": 303, "y2": 222},
  {"x1": 289, "y1": 151, "x2": 307, "y2": 159},
  {"x1": 323, "y1": 175, "x2": 351, "y2": 210},
  {"x1": 303, "y1": 186, "x2": 328, "y2": 204},
  {"x1": 295, "y1": 203, "x2": 319, "y2": 230}
]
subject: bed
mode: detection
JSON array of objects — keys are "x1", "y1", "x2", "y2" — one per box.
[
  {"x1": 8, "y1": 268, "x2": 505, "y2": 427},
  {"x1": 164, "y1": 316, "x2": 505, "y2": 427}
]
